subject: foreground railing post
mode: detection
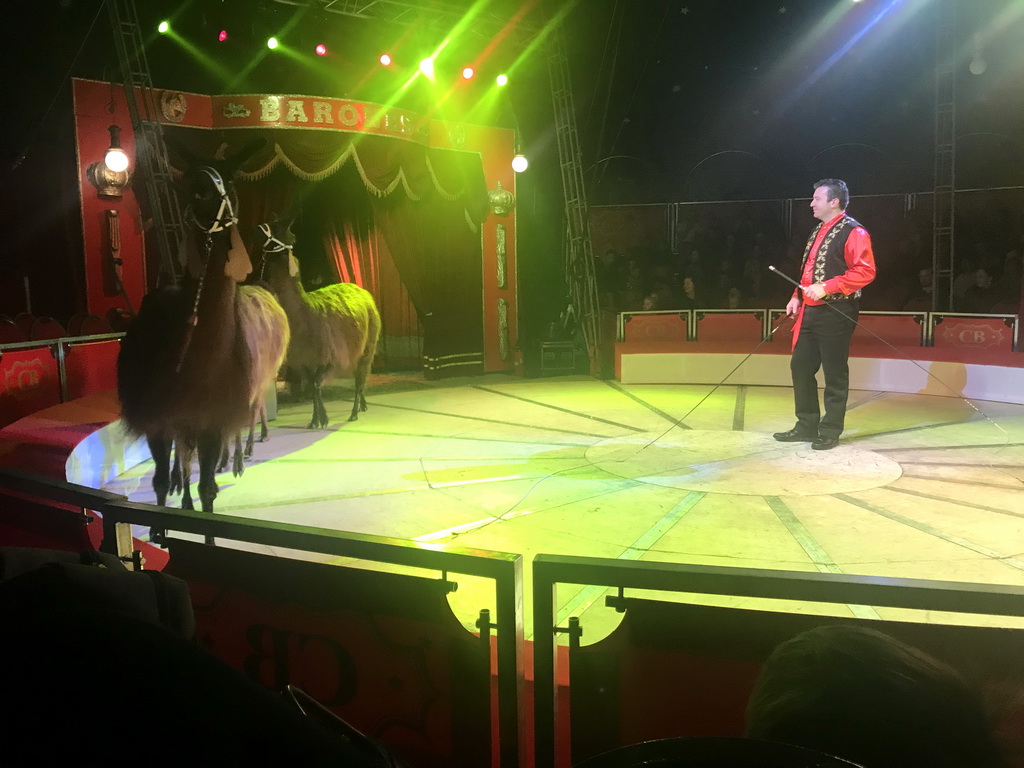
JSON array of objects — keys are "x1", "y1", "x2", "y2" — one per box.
[
  {"x1": 532, "y1": 556, "x2": 558, "y2": 768},
  {"x1": 493, "y1": 555, "x2": 526, "y2": 767},
  {"x1": 99, "y1": 514, "x2": 136, "y2": 568}
]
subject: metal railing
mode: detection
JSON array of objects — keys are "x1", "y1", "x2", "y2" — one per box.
[
  {"x1": 0, "y1": 333, "x2": 124, "y2": 403},
  {"x1": 616, "y1": 308, "x2": 1019, "y2": 351},
  {"x1": 531, "y1": 554, "x2": 1024, "y2": 768},
  {"x1": 0, "y1": 466, "x2": 527, "y2": 768}
]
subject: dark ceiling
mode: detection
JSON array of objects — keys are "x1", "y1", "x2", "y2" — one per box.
[{"x1": 5, "y1": 0, "x2": 1024, "y2": 202}]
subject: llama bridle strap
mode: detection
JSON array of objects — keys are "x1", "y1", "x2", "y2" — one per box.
[
  {"x1": 258, "y1": 223, "x2": 292, "y2": 253},
  {"x1": 190, "y1": 167, "x2": 239, "y2": 234}
]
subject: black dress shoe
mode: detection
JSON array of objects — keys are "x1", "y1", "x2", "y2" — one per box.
[
  {"x1": 773, "y1": 428, "x2": 817, "y2": 442},
  {"x1": 812, "y1": 436, "x2": 839, "y2": 451}
]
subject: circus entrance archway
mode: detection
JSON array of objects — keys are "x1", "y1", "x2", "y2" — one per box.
[{"x1": 73, "y1": 80, "x2": 519, "y2": 378}]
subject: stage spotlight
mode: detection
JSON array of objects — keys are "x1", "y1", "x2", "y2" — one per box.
[
  {"x1": 379, "y1": 53, "x2": 392, "y2": 66},
  {"x1": 267, "y1": 36, "x2": 279, "y2": 50},
  {"x1": 419, "y1": 58, "x2": 435, "y2": 79},
  {"x1": 315, "y1": 43, "x2": 327, "y2": 56},
  {"x1": 511, "y1": 154, "x2": 528, "y2": 173},
  {"x1": 496, "y1": 73, "x2": 509, "y2": 87},
  {"x1": 462, "y1": 66, "x2": 475, "y2": 80},
  {"x1": 157, "y1": 20, "x2": 170, "y2": 34},
  {"x1": 218, "y1": 29, "x2": 228, "y2": 42}
]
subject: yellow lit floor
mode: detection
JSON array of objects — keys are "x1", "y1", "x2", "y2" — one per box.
[{"x1": 103, "y1": 373, "x2": 1024, "y2": 641}]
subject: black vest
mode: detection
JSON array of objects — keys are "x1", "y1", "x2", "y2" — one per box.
[{"x1": 801, "y1": 215, "x2": 865, "y2": 301}]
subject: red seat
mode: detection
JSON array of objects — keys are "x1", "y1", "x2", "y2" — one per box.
[
  {"x1": 13, "y1": 312, "x2": 34, "y2": 338},
  {"x1": 29, "y1": 316, "x2": 67, "y2": 341},
  {"x1": 66, "y1": 312, "x2": 87, "y2": 336},
  {"x1": 0, "y1": 319, "x2": 27, "y2": 344},
  {"x1": 78, "y1": 314, "x2": 114, "y2": 336}
]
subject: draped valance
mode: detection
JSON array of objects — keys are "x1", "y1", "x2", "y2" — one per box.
[{"x1": 163, "y1": 127, "x2": 489, "y2": 231}]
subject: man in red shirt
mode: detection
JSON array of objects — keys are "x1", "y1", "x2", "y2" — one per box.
[{"x1": 773, "y1": 179, "x2": 877, "y2": 450}]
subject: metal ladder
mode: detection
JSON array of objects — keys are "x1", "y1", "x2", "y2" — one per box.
[
  {"x1": 107, "y1": 0, "x2": 185, "y2": 287},
  {"x1": 545, "y1": 8, "x2": 602, "y2": 375},
  {"x1": 931, "y1": 0, "x2": 956, "y2": 312}
]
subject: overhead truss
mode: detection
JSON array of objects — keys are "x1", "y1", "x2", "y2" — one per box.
[{"x1": 269, "y1": 0, "x2": 539, "y2": 45}]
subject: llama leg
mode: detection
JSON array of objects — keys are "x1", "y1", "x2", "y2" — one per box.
[
  {"x1": 309, "y1": 369, "x2": 329, "y2": 429},
  {"x1": 259, "y1": 400, "x2": 269, "y2": 442},
  {"x1": 148, "y1": 436, "x2": 172, "y2": 506},
  {"x1": 196, "y1": 431, "x2": 222, "y2": 516},
  {"x1": 216, "y1": 439, "x2": 230, "y2": 473},
  {"x1": 169, "y1": 443, "x2": 183, "y2": 496},
  {"x1": 350, "y1": 353, "x2": 372, "y2": 420},
  {"x1": 180, "y1": 440, "x2": 195, "y2": 511},
  {"x1": 232, "y1": 432, "x2": 245, "y2": 477},
  {"x1": 347, "y1": 385, "x2": 361, "y2": 422},
  {"x1": 147, "y1": 435, "x2": 172, "y2": 543},
  {"x1": 244, "y1": 405, "x2": 257, "y2": 458}
]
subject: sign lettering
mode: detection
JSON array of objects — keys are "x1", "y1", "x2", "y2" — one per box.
[{"x1": 212, "y1": 95, "x2": 427, "y2": 143}]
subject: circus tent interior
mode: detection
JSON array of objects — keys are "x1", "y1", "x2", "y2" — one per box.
[{"x1": 3, "y1": 2, "x2": 1024, "y2": 768}]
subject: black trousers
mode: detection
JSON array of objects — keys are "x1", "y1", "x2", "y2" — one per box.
[{"x1": 790, "y1": 300, "x2": 859, "y2": 439}]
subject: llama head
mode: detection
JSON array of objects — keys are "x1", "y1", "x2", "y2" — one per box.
[
  {"x1": 256, "y1": 217, "x2": 300, "y2": 280},
  {"x1": 171, "y1": 139, "x2": 267, "y2": 279},
  {"x1": 179, "y1": 139, "x2": 265, "y2": 233}
]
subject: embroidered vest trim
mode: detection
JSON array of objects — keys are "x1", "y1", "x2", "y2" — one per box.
[{"x1": 800, "y1": 215, "x2": 863, "y2": 302}]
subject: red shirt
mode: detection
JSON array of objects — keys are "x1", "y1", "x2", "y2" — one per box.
[{"x1": 795, "y1": 213, "x2": 877, "y2": 306}]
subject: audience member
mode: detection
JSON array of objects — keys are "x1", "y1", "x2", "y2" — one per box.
[
  {"x1": 745, "y1": 624, "x2": 1005, "y2": 768},
  {"x1": 618, "y1": 258, "x2": 646, "y2": 310},
  {"x1": 960, "y1": 267, "x2": 998, "y2": 314},
  {"x1": 596, "y1": 248, "x2": 621, "y2": 309},
  {"x1": 952, "y1": 258, "x2": 979, "y2": 309},
  {"x1": 901, "y1": 267, "x2": 934, "y2": 311}
]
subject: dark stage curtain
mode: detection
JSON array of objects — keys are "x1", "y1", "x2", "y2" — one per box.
[
  {"x1": 373, "y1": 189, "x2": 484, "y2": 378},
  {"x1": 166, "y1": 128, "x2": 488, "y2": 376},
  {"x1": 162, "y1": 128, "x2": 487, "y2": 376},
  {"x1": 323, "y1": 218, "x2": 423, "y2": 370}
]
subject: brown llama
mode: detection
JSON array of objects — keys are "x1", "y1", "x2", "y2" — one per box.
[
  {"x1": 171, "y1": 282, "x2": 290, "y2": 509},
  {"x1": 117, "y1": 143, "x2": 289, "y2": 513},
  {"x1": 255, "y1": 218, "x2": 380, "y2": 428}
]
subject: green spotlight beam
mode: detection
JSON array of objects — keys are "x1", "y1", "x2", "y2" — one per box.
[
  {"x1": 166, "y1": 30, "x2": 235, "y2": 84},
  {"x1": 226, "y1": 5, "x2": 308, "y2": 91}
]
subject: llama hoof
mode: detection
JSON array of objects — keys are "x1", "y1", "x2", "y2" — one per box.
[
  {"x1": 347, "y1": 413, "x2": 359, "y2": 422},
  {"x1": 182, "y1": 496, "x2": 195, "y2": 511}
]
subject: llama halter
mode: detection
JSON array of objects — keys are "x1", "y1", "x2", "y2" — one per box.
[
  {"x1": 257, "y1": 222, "x2": 293, "y2": 282},
  {"x1": 257, "y1": 222, "x2": 293, "y2": 253},
  {"x1": 189, "y1": 166, "x2": 238, "y2": 234}
]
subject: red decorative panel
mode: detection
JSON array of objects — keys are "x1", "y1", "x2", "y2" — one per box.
[
  {"x1": 623, "y1": 313, "x2": 687, "y2": 343},
  {"x1": 933, "y1": 317, "x2": 1013, "y2": 351},
  {"x1": 0, "y1": 348, "x2": 60, "y2": 428},
  {"x1": 166, "y1": 541, "x2": 491, "y2": 768},
  {"x1": 64, "y1": 341, "x2": 120, "y2": 400},
  {"x1": 694, "y1": 313, "x2": 762, "y2": 344},
  {"x1": 850, "y1": 314, "x2": 925, "y2": 350}
]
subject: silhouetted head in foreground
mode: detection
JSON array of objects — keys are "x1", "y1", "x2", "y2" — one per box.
[{"x1": 746, "y1": 624, "x2": 1005, "y2": 768}]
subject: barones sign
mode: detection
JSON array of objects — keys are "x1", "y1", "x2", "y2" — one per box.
[{"x1": 210, "y1": 94, "x2": 430, "y2": 143}]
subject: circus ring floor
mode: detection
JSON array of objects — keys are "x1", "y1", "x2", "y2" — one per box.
[{"x1": 101, "y1": 372, "x2": 1024, "y2": 641}]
